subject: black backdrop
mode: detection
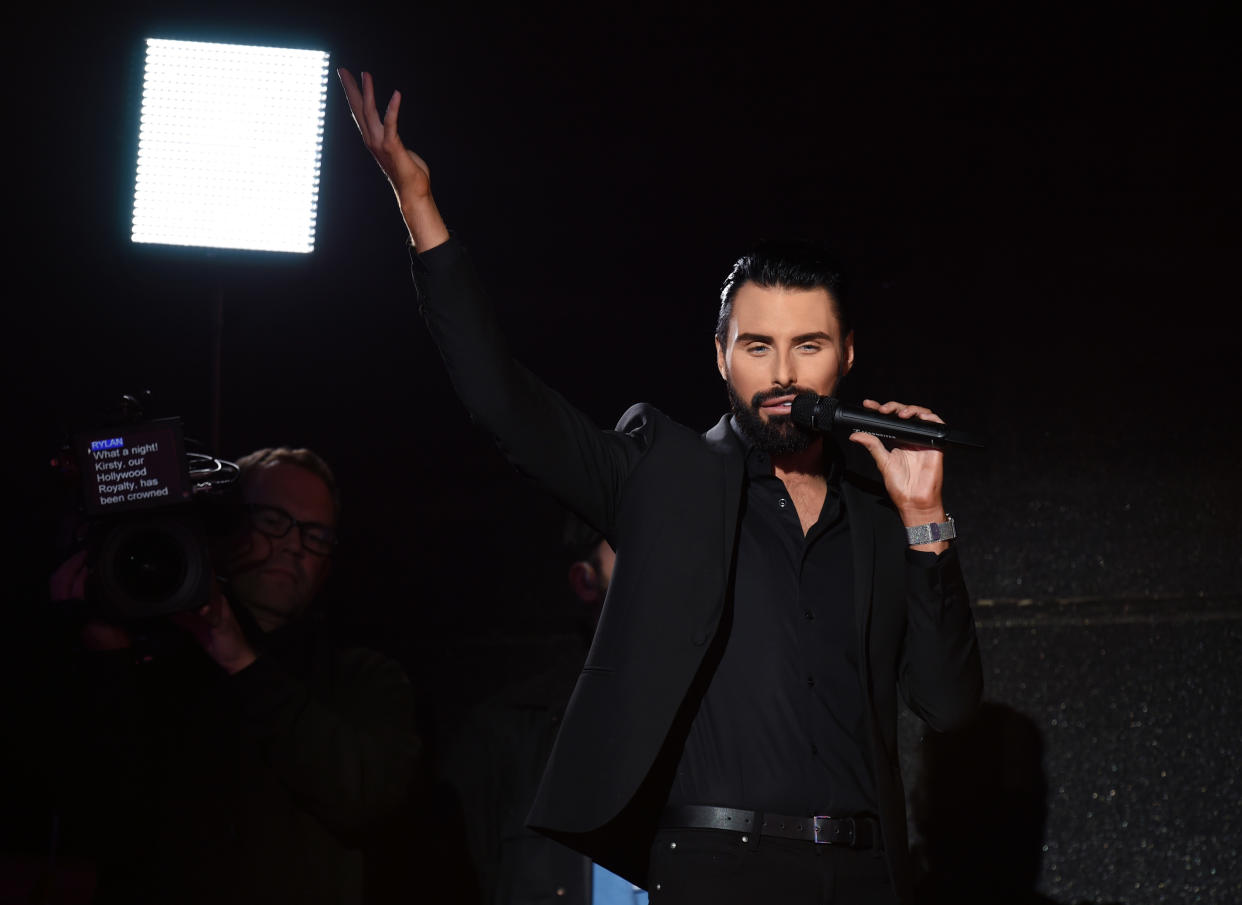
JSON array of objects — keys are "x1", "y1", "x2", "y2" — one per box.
[{"x1": 7, "y1": 0, "x2": 1239, "y2": 854}]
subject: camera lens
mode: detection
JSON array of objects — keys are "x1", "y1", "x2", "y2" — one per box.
[
  {"x1": 96, "y1": 514, "x2": 209, "y2": 618},
  {"x1": 113, "y1": 525, "x2": 189, "y2": 603}
]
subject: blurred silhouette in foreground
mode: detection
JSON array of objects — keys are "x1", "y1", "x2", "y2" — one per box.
[
  {"x1": 911, "y1": 701, "x2": 1124, "y2": 905},
  {"x1": 442, "y1": 514, "x2": 646, "y2": 904}
]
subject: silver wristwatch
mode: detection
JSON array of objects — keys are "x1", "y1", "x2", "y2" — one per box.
[{"x1": 906, "y1": 514, "x2": 956, "y2": 546}]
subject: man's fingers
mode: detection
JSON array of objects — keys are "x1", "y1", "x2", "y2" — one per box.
[
  {"x1": 382, "y1": 89, "x2": 402, "y2": 145},
  {"x1": 862, "y1": 398, "x2": 944, "y2": 424},
  {"x1": 336, "y1": 67, "x2": 360, "y2": 112},
  {"x1": 360, "y1": 71, "x2": 386, "y2": 141},
  {"x1": 337, "y1": 68, "x2": 369, "y2": 136},
  {"x1": 202, "y1": 586, "x2": 230, "y2": 626},
  {"x1": 341, "y1": 67, "x2": 385, "y2": 145},
  {"x1": 50, "y1": 549, "x2": 90, "y2": 601},
  {"x1": 849, "y1": 429, "x2": 885, "y2": 460}
]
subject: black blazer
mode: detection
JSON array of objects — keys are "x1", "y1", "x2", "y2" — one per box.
[{"x1": 414, "y1": 239, "x2": 983, "y2": 901}]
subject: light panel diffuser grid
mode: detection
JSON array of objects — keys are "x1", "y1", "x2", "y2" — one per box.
[{"x1": 132, "y1": 39, "x2": 329, "y2": 253}]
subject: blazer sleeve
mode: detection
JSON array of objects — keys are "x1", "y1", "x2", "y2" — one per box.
[
  {"x1": 412, "y1": 239, "x2": 647, "y2": 538},
  {"x1": 897, "y1": 545, "x2": 983, "y2": 731}
]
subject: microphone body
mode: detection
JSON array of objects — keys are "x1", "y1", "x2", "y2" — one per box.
[{"x1": 790, "y1": 394, "x2": 985, "y2": 450}]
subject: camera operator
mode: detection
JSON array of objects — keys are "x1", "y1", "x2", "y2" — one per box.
[{"x1": 47, "y1": 447, "x2": 422, "y2": 905}]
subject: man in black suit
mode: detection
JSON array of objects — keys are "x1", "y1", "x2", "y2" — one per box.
[{"x1": 340, "y1": 68, "x2": 982, "y2": 905}]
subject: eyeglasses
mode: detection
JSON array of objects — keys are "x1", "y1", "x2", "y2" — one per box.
[{"x1": 245, "y1": 504, "x2": 337, "y2": 556}]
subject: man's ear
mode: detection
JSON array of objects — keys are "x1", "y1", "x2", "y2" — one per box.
[
  {"x1": 568, "y1": 561, "x2": 601, "y2": 603},
  {"x1": 841, "y1": 330, "x2": 855, "y2": 377},
  {"x1": 715, "y1": 336, "x2": 728, "y2": 382}
]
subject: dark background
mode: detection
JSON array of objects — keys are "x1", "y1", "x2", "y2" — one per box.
[{"x1": 7, "y1": 1, "x2": 1239, "y2": 902}]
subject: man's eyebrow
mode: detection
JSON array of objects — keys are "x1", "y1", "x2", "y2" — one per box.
[
  {"x1": 733, "y1": 331, "x2": 835, "y2": 344},
  {"x1": 792, "y1": 331, "x2": 835, "y2": 344}
]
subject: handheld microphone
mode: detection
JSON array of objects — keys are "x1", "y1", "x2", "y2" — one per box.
[{"x1": 790, "y1": 394, "x2": 986, "y2": 450}]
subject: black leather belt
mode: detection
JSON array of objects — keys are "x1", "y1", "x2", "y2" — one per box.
[{"x1": 660, "y1": 805, "x2": 882, "y2": 849}]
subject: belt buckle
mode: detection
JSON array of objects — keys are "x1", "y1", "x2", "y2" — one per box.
[{"x1": 812, "y1": 816, "x2": 854, "y2": 846}]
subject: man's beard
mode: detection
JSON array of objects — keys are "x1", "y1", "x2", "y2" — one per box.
[{"x1": 727, "y1": 382, "x2": 818, "y2": 455}]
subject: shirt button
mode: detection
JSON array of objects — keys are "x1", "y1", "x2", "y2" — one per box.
[
  {"x1": 778, "y1": 498, "x2": 788, "y2": 509},
  {"x1": 807, "y1": 676, "x2": 815, "y2": 687},
  {"x1": 803, "y1": 608, "x2": 814, "y2": 621}
]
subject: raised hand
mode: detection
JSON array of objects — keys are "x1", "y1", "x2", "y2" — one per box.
[{"x1": 337, "y1": 67, "x2": 449, "y2": 250}]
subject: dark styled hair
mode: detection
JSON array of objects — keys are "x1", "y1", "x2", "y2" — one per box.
[{"x1": 715, "y1": 239, "x2": 853, "y2": 346}]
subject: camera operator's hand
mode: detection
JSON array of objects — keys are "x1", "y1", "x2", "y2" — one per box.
[
  {"x1": 49, "y1": 549, "x2": 89, "y2": 602},
  {"x1": 170, "y1": 580, "x2": 257, "y2": 676},
  {"x1": 49, "y1": 549, "x2": 133, "y2": 651}
]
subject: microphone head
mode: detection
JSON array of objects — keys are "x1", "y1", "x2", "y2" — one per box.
[{"x1": 790, "y1": 393, "x2": 832, "y2": 429}]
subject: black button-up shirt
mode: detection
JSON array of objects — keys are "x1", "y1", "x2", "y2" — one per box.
[{"x1": 666, "y1": 418, "x2": 878, "y2": 816}]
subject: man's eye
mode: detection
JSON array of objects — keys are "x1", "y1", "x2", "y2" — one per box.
[
  {"x1": 747, "y1": 345, "x2": 770, "y2": 355},
  {"x1": 254, "y1": 510, "x2": 285, "y2": 530}
]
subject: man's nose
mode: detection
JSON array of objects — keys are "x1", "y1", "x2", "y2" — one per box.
[
  {"x1": 271, "y1": 529, "x2": 306, "y2": 558},
  {"x1": 772, "y1": 349, "x2": 796, "y2": 387}
]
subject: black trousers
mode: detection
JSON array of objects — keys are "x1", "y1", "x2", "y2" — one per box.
[{"x1": 646, "y1": 827, "x2": 899, "y2": 905}]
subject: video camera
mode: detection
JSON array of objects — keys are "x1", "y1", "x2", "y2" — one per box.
[{"x1": 58, "y1": 394, "x2": 242, "y2": 621}]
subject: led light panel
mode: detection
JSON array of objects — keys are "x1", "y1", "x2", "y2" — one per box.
[{"x1": 132, "y1": 39, "x2": 329, "y2": 253}]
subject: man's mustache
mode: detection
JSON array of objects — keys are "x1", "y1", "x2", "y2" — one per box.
[
  {"x1": 222, "y1": 536, "x2": 304, "y2": 582},
  {"x1": 750, "y1": 386, "x2": 818, "y2": 411}
]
